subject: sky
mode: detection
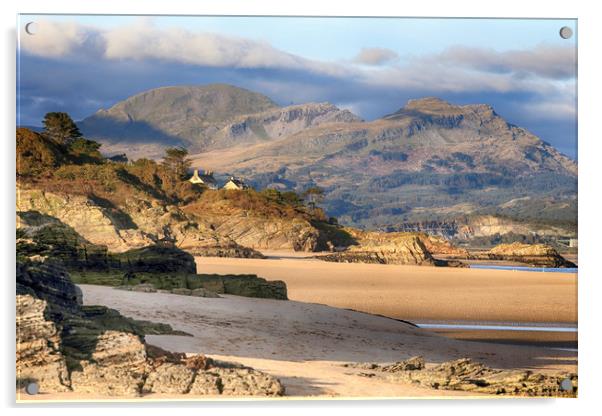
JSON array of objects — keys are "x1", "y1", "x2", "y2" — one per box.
[{"x1": 17, "y1": 15, "x2": 577, "y2": 158}]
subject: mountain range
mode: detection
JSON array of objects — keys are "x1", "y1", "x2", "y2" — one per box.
[{"x1": 78, "y1": 84, "x2": 577, "y2": 233}]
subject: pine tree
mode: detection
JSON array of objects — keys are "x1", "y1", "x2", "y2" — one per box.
[
  {"x1": 42, "y1": 112, "x2": 82, "y2": 145},
  {"x1": 162, "y1": 147, "x2": 191, "y2": 180}
]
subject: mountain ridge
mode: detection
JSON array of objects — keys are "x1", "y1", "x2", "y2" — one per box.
[{"x1": 76, "y1": 84, "x2": 576, "y2": 230}]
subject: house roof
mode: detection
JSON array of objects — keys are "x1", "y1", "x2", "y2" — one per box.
[{"x1": 198, "y1": 174, "x2": 216, "y2": 184}]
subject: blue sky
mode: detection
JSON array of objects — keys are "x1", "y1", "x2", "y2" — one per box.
[{"x1": 17, "y1": 15, "x2": 577, "y2": 157}]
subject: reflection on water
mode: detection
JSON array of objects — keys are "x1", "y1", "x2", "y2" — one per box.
[{"x1": 470, "y1": 265, "x2": 578, "y2": 273}]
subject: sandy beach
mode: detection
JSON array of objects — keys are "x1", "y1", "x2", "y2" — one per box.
[
  {"x1": 68, "y1": 283, "x2": 577, "y2": 399},
  {"x1": 21, "y1": 254, "x2": 577, "y2": 400},
  {"x1": 196, "y1": 252, "x2": 578, "y2": 324}
]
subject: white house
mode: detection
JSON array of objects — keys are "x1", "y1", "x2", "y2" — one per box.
[
  {"x1": 189, "y1": 169, "x2": 218, "y2": 190},
  {"x1": 222, "y1": 177, "x2": 249, "y2": 191}
]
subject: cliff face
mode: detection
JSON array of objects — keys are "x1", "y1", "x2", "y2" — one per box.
[
  {"x1": 207, "y1": 102, "x2": 362, "y2": 150},
  {"x1": 194, "y1": 212, "x2": 324, "y2": 252},
  {"x1": 16, "y1": 260, "x2": 285, "y2": 397},
  {"x1": 412, "y1": 233, "x2": 469, "y2": 257},
  {"x1": 181, "y1": 194, "x2": 335, "y2": 252},
  {"x1": 17, "y1": 187, "x2": 264, "y2": 258}
]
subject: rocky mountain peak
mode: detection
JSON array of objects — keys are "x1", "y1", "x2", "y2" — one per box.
[
  {"x1": 405, "y1": 97, "x2": 456, "y2": 111},
  {"x1": 383, "y1": 97, "x2": 497, "y2": 121}
]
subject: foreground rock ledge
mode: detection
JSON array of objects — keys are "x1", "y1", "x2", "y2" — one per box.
[
  {"x1": 344, "y1": 356, "x2": 577, "y2": 397},
  {"x1": 16, "y1": 261, "x2": 285, "y2": 398}
]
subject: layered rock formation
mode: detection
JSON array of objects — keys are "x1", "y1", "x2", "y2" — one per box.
[
  {"x1": 195, "y1": 212, "x2": 323, "y2": 252},
  {"x1": 318, "y1": 228, "x2": 467, "y2": 266},
  {"x1": 17, "y1": 188, "x2": 264, "y2": 258},
  {"x1": 17, "y1": 216, "x2": 197, "y2": 273},
  {"x1": 484, "y1": 242, "x2": 577, "y2": 268},
  {"x1": 16, "y1": 294, "x2": 70, "y2": 392},
  {"x1": 16, "y1": 260, "x2": 285, "y2": 397},
  {"x1": 320, "y1": 232, "x2": 435, "y2": 266},
  {"x1": 413, "y1": 233, "x2": 469, "y2": 257},
  {"x1": 17, "y1": 210, "x2": 289, "y2": 300},
  {"x1": 346, "y1": 356, "x2": 577, "y2": 397}
]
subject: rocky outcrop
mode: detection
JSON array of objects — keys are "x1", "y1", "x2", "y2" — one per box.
[
  {"x1": 16, "y1": 294, "x2": 70, "y2": 392},
  {"x1": 192, "y1": 211, "x2": 323, "y2": 252},
  {"x1": 16, "y1": 260, "x2": 285, "y2": 397},
  {"x1": 320, "y1": 232, "x2": 435, "y2": 265},
  {"x1": 69, "y1": 331, "x2": 148, "y2": 396},
  {"x1": 414, "y1": 233, "x2": 469, "y2": 257},
  {"x1": 122, "y1": 197, "x2": 265, "y2": 257},
  {"x1": 17, "y1": 219, "x2": 198, "y2": 273},
  {"x1": 143, "y1": 352, "x2": 284, "y2": 396},
  {"x1": 113, "y1": 245, "x2": 197, "y2": 273},
  {"x1": 346, "y1": 356, "x2": 577, "y2": 397},
  {"x1": 17, "y1": 188, "x2": 264, "y2": 258},
  {"x1": 318, "y1": 228, "x2": 467, "y2": 266},
  {"x1": 17, "y1": 188, "x2": 151, "y2": 252},
  {"x1": 17, "y1": 221, "x2": 288, "y2": 300},
  {"x1": 483, "y1": 242, "x2": 576, "y2": 268},
  {"x1": 117, "y1": 275, "x2": 287, "y2": 300}
]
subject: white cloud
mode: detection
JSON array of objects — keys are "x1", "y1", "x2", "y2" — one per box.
[
  {"x1": 353, "y1": 47, "x2": 399, "y2": 66},
  {"x1": 21, "y1": 19, "x2": 350, "y2": 78},
  {"x1": 520, "y1": 98, "x2": 577, "y2": 121},
  {"x1": 434, "y1": 44, "x2": 577, "y2": 80},
  {"x1": 19, "y1": 19, "x2": 576, "y2": 121},
  {"x1": 102, "y1": 19, "x2": 301, "y2": 69},
  {"x1": 20, "y1": 20, "x2": 88, "y2": 58}
]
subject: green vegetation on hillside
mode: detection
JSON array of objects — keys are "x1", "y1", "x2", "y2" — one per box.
[
  {"x1": 183, "y1": 187, "x2": 328, "y2": 222},
  {"x1": 43, "y1": 112, "x2": 82, "y2": 144},
  {"x1": 18, "y1": 113, "x2": 324, "y2": 220}
]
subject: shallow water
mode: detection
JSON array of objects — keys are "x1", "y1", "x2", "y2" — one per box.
[
  {"x1": 416, "y1": 323, "x2": 578, "y2": 333},
  {"x1": 469, "y1": 265, "x2": 578, "y2": 273}
]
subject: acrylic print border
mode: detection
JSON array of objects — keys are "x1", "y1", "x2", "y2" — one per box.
[{"x1": 15, "y1": 12, "x2": 578, "y2": 403}]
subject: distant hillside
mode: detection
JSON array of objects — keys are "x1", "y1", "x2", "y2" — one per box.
[
  {"x1": 76, "y1": 85, "x2": 577, "y2": 233},
  {"x1": 190, "y1": 96, "x2": 577, "y2": 230},
  {"x1": 79, "y1": 84, "x2": 279, "y2": 148}
]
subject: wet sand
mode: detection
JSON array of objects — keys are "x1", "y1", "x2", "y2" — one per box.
[
  {"x1": 72, "y1": 284, "x2": 575, "y2": 399},
  {"x1": 195, "y1": 252, "x2": 578, "y2": 324}
]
